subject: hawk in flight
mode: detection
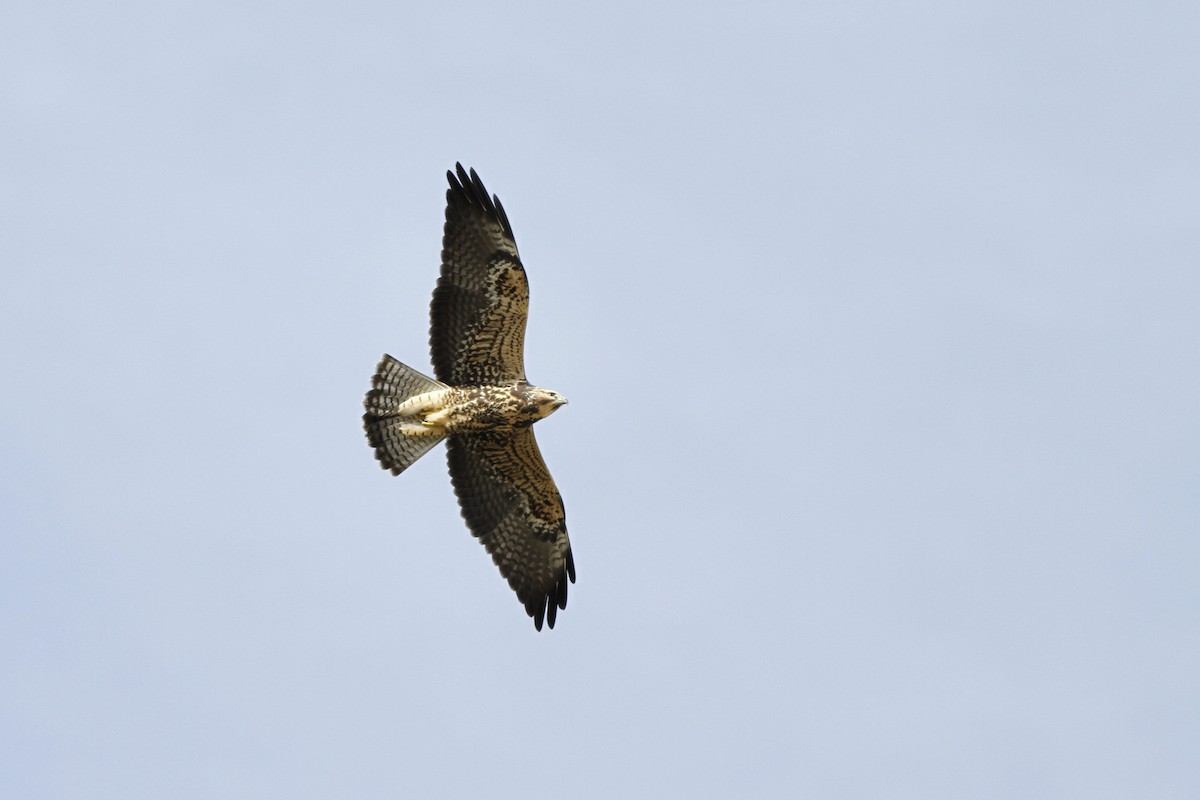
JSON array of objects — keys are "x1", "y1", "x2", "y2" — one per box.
[{"x1": 363, "y1": 164, "x2": 575, "y2": 630}]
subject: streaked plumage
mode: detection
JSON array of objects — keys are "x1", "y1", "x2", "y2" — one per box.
[{"x1": 363, "y1": 164, "x2": 574, "y2": 631}]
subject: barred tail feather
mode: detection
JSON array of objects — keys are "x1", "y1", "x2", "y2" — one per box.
[{"x1": 363, "y1": 354, "x2": 448, "y2": 475}]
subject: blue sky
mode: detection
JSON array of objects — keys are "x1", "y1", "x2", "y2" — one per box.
[{"x1": 3, "y1": 2, "x2": 1198, "y2": 798}]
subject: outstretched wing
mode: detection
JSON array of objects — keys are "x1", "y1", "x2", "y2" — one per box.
[
  {"x1": 430, "y1": 164, "x2": 529, "y2": 386},
  {"x1": 445, "y1": 429, "x2": 575, "y2": 630}
]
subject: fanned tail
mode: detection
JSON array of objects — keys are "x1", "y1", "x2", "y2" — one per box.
[{"x1": 363, "y1": 354, "x2": 449, "y2": 475}]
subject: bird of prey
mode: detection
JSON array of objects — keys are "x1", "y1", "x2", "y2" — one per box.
[{"x1": 363, "y1": 164, "x2": 575, "y2": 631}]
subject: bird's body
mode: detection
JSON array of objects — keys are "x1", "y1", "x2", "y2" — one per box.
[
  {"x1": 390, "y1": 382, "x2": 567, "y2": 437},
  {"x1": 363, "y1": 164, "x2": 575, "y2": 630}
]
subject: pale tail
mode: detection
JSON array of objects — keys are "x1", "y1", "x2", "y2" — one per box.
[{"x1": 363, "y1": 354, "x2": 449, "y2": 475}]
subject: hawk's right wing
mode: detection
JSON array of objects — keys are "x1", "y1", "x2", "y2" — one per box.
[
  {"x1": 430, "y1": 164, "x2": 530, "y2": 387},
  {"x1": 445, "y1": 428, "x2": 575, "y2": 630}
]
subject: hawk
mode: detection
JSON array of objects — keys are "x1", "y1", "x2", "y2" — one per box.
[{"x1": 363, "y1": 164, "x2": 575, "y2": 631}]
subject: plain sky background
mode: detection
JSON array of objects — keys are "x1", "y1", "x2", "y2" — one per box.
[{"x1": 3, "y1": 2, "x2": 1198, "y2": 798}]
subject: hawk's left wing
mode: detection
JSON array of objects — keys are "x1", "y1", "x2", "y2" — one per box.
[{"x1": 445, "y1": 428, "x2": 575, "y2": 630}]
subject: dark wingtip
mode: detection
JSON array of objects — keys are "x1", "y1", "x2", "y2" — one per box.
[
  {"x1": 494, "y1": 194, "x2": 512, "y2": 234},
  {"x1": 445, "y1": 163, "x2": 513, "y2": 240},
  {"x1": 535, "y1": 567, "x2": 571, "y2": 631}
]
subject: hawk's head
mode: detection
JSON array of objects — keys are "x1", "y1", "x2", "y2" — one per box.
[
  {"x1": 514, "y1": 385, "x2": 568, "y2": 424},
  {"x1": 531, "y1": 387, "x2": 568, "y2": 414}
]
